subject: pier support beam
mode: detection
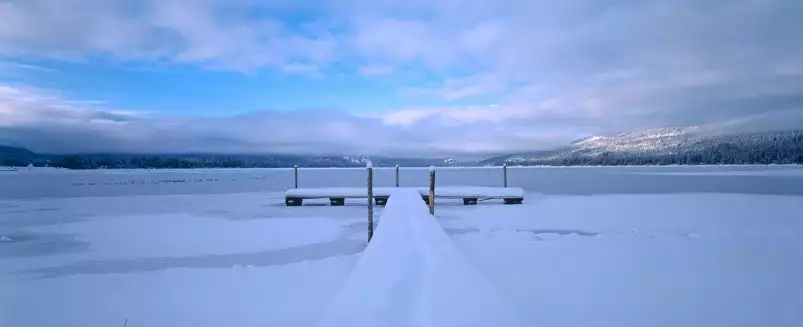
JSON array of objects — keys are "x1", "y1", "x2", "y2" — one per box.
[
  {"x1": 294, "y1": 165, "x2": 298, "y2": 188},
  {"x1": 367, "y1": 162, "x2": 374, "y2": 242},
  {"x1": 395, "y1": 165, "x2": 400, "y2": 187},
  {"x1": 503, "y1": 164, "x2": 507, "y2": 188},
  {"x1": 503, "y1": 198, "x2": 523, "y2": 205},
  {"x1": 375, "y1": 196, "x2": 388, "y2": 206},
  {"x1": 428, "y1": 167, "x2": 435, "y2": 215}
]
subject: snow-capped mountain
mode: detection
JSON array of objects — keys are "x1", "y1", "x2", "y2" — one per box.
[
  {"x1": 482, "y1": 127, "x2": 803, "y2": 165},
  {"x1": 551, "y1": 126, "x2": 702, "y2": 159},
  {"x1": 342, "y1": 156, "x2": 372, "y2": 165}
]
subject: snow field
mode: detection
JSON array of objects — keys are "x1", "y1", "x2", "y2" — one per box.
[
  {"x1": 437, "y1": 193, "x2": 803, "y2": 327},
  {"x1": 2, "y1": 169, "x2": 803, "y2": 327}
]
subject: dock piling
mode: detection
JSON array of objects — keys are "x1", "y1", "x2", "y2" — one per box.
[
  {"x1": 503, "y1": 163, "x2": 507, "y2": 188},
  {"x1": 367, "y1": 162, "x2": 374, "y2": 242},
  {"x1": 428, "y1": 166, "x2": 435, "y2": 215},
  {"x1": 294, "y1": 165, "x2": 298, "y2": 188}
]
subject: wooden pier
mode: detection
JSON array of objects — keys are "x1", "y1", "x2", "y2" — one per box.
[{"x1": 284, "y1": 186, "x2": 524, "y2": 206}]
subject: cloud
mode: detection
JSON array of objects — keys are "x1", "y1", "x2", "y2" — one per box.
[
  {"x1": 357, "y1": 64, "x2": 394, "y2": 76},
  {"x1": 1, "y1": 0, "x2": 802, "y2": 155},
  {"x1": 0, "y1": 0, "x2": 336, "y2": 72},
  {"x1": 404, "y1": 74, "x2": 507, "y2": 100},
  {"x1": 0, "y1": 60, "x2": 57, "y2": 76},
  {"x1": 279, "y1": 63, "x2": 322, "y2": 76},
  {"x1": 382, "y1": 104, "x2": 530, "y2": 126},
  {"x1": 0, "y1": 85, "x2": 581, "y2": 156},
  {"x1": 699, "y1": 108, "x2": 803, "y2": 135},
  {"x1": 345, "y1": 0, "x2": 803, "y2": 129},
  {"x1": 3, "y1": 0, "x2": 801, "y2": 78}
]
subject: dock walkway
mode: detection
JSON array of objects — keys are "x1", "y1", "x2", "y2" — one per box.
[{"x1": 316, "y1": 188, "x2": 524, "y2": 326}]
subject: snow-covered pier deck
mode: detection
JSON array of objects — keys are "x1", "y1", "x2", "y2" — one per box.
[
  {"x1": 317, "y1": 188, "x2": 524, "y2": 326},
  {"x1": 285, "y1": 186, "x2": 524, "y2": 206}
]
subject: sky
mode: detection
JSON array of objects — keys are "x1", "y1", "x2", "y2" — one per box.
[{"x1": 1, "y1": 0, "x2": 802, "y2": 157}]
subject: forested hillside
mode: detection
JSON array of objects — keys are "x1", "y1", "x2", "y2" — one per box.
[
  {"x1": 483, "y1": 129, "x2": 803, "y2": 166},
  {"x1": 0, "y1": 147, "x2": 452, "y2": 169}
]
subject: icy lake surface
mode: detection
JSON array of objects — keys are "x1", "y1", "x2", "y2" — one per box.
[{"x1": 2, "y1": 166, "x2": 803, "y2": 327}]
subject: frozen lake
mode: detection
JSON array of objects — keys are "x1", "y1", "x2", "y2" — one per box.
[
  {"x1": 2, "y1": 165, "x2": 803, "y2": 199},
  {"x1": 2, "y1": 166, "x2": 803, "y2": 326}
]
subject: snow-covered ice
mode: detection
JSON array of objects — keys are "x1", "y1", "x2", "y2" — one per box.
[
  {"x1": 1, "y1": 192, "x2": 369, "y2": 327},
  {"x1": 437, "y1": 193, "x2": 803, "y2": 327},
  {"x1": 632, "y1": 170, "x2": 803, "y2": 177},
  {"x1": 2, "y1": 167, "x2": 803, "y2": 327}
]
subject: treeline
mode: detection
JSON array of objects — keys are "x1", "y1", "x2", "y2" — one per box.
[
  {"x1": 5, "y1": 131, "x2": 803, "y2": 169},
  {"x1": 0, "y1": 146, "x2": 38, "y2": 167},
  {"x1": 0, "y1": 149, "x2": 448, "y2": 169},
  {"x1": 0, "y1": 144, "x2": 456, "y2": 169},
  {"x1": 36, "y1": 155, "x2": 370, "y2": 169},
  {"x1": 501, "y1": 132, "x2": 803, "y2": 166}
]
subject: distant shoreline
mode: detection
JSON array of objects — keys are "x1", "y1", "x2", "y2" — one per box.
[{"x1": 2, "y1": 164, "x2": 801, "y2": 171}]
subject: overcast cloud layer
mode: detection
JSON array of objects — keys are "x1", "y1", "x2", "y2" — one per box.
[{"x1": 1, "y1": 0, "x2": 802, "y2": 156}]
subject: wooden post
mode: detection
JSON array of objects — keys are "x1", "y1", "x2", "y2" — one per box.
[
  {"x1": 294, "y1": 165, "x2": 298, "y2": 188},
  {"x1": 367, "y1": 161, "x2": 374, "y2": 242},
  {"x1": 503, "y1": 163, "x2": 507, "y2": 188},
  {"x1": 428, "y1": 166, "x2": 435, "y2": 215},
  {"x1": 395, "y1": 164, "x2": 400, "y2": 187}
]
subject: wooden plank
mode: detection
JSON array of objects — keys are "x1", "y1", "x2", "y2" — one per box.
[
  {"x1": 285, "y1": 197, "x2": 303, "y2": 206},
  {"x1": 375, "y1": 196, "x2": 389, "y2": 206}
]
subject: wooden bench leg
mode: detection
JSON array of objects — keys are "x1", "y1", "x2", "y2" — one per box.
[
  {"x1": 375, "y1": 197, "x2": 388, "y2": 206},
  {"x1": 463, "y1": 198, "x2": 478, "y2": 205},
  {"x1": 285, "y1": 197, "x2": 303, "y2": 206},
  {"x1": 329, "y1": 198, "x2": 345, "y2": 206},
  {"x1": 503, "y1": 198, "x2": 523, "y2": 205}
]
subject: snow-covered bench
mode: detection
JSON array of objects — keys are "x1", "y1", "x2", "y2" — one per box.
[{"x1": 284, "y1": 186, "x2": 524, "y2": 206}]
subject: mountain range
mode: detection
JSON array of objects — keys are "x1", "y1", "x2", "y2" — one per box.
[
  {"x1": 3, "y1": 127, "x2": 802, "y2": 168},
  {"x1": 482, "y1": 127, "x2": 803, "y2": 166}
]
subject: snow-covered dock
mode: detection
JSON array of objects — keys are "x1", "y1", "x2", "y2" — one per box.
[
  {"x1": 284, "y1": 186, "x2": 525, "y2": 206},
  {"x1": 317, "y1": 188, "x2": 524, "y2": 327}
]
